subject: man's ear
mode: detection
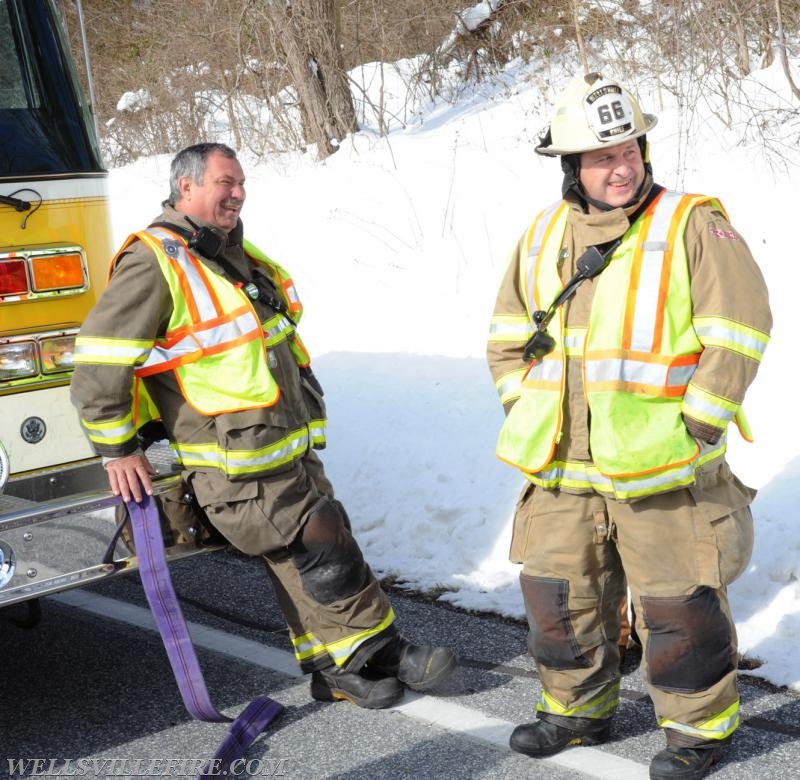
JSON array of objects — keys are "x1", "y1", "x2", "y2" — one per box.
[{"x1": 177, "y1": 175, "x2": 193, "y2": 201}]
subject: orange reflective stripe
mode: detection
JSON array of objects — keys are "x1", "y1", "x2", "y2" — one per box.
[
  {"x1": 622, "y1": 192, "x2": 662, "y2": 349},
  {"x1": 534, "y1": 204, "x2": 568, "y2": 312},
  {"x1": 136, "y1": 230, "x2": 202, "y2": 323},
  {"x1": 584, "y1": 350, "x2": 699, "y2": 396},
  {"x1": 281, "y1": 277, "x2": 302, "y2": 314},
  {"x1": 135, "y1": 230, "x2": 264, "y2": 377},
  {"x1": 524, "y1": 202, "x2": 566, "y2": 316},
  {"x1": 186, "y1": 253, "x2": 225, "y2": 319},
  {"x1": 144, "y1": 228, "x2": 226, "y2": 322},
  {"x1": 138, "y1": 307, "x2": 262, "y2": 376},
  {"x1": 177, "y1": 256, "x2": 202, "y2": 323},
  {"x1": 203, "y1": 324, "x2": 261, "y2": 356},
  {"x1": 651, "y1": 194, "x2": 690, "y2": 351}
]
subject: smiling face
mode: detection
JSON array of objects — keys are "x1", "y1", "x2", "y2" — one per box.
[
  {"x1": 578, "y1": 139, "x2": 645, "y2": 212},
  {"x1": 176, "y1": 150, "x2": 246, "y2": 231}
]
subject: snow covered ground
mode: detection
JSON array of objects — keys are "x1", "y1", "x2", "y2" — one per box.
[{"x1": 107, "y1": 57, "x2": 800, "y2": 692}]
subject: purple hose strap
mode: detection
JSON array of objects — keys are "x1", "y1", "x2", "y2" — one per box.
[{"x1": 128, "y1": 494, "x2": 284, "y2": 778}]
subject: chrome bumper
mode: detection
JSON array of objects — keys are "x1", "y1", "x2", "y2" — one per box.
[{"x1": 0, "y1": 456, "x2": 221, "y2": 608}]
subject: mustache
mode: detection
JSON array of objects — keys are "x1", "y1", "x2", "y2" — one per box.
[{"x1": 221, "y1": 199, "x2": 243, "y2": 208}]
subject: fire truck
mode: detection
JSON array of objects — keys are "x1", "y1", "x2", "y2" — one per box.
[{"x1": 0, "y1": 0, "x2": 215, "y2": 620}]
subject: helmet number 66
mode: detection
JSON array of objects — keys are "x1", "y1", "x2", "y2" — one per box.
[{"x1": 597, "y1": 100, "x2": 627, "y2": 125}]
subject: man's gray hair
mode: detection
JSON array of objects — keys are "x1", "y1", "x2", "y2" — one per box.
[{"x1": 169, "y1": 143, "x2": 238, "y2": 203}]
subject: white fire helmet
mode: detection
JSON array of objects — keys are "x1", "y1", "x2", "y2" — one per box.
[{"x1": 536, "y1": 72, "x2": 657, "y2": 156}]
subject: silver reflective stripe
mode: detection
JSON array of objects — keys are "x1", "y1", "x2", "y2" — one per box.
[
  {"x1": 629, "y1": 191, "x2": 683, "y2": 351},
  {"x1": 533, "y1": 441, "x2": 725, "y2": 494},
  {"x1": 141, "y1": 308, "x2": 260, "y2": 371},
  {"x1": 224, "y1": 434, "x2": 309, "y2": 470},
  {"x1": 488, "y1": 321, "x2": 534, "y2": 338},
  {"x1": 610, "y1": 462, "x2": 696, "y2": 493},
  {"x1": 74, "y1": 341, "x2": 151, "y2": 363},
  {"x1": 207, "y1": 310, "x2": 260, "y2": 344},
  {"x1": 585, "y1": 357, "x2": 663, "y2": 385},
  {"x1": 147, "y1": 229, "x2": 220, "y2": 321},
  {"x1": 175, "y1": 448, "x2": 223, "y2": 467},
  {"x1": 538, "y1": 682, "x2": 620, "y2": 719},
  {"x1": 308, "y1": 420, "x2": 326, "y2": 444},
  {"x1": 293, "y1": 634, "x2": 323, "y2": 655},
  {"x1": 563, "y1": 330, "x2": 585, "y2": 354},
  {"x1": 264, "y1": 315, "x2": 294, "y2": 343},
  {"x1": 528, "y1": 358, "x2": 563, "y2": 383},
  {"x1": 586, "y1": 357, "x2": 695, "y2": 389},
  {"x1": 142, "y1": 336, "x2": 200, "y2": 370},
  {"x1": 86, "y1": 419, "x2": 136, "y2": 442},
  {"x1": 497, "y1": 374, "x2": 523, "y2": 400},
  {"x1": 694, "y1": 322, "x2": 768, "y2": 357},
  {"x1": 683, "y1": 392, "x2": 736, "y2": 423},
  {"x1": 666, "y1": 363, "x2": 697, "y2": 387},
  {"x1": 174, "y1": 435, "x2": 311, "y2": 472},
  {"x1": 660, "y1": 707, "x2": 739, "y2": 740},
  {"x1": 534, "y1": 462, "x2": 613, "y2": 491},
  {"x1": 525, "y1": 202, "x2": 562, "y2": 312},
  {"x1": 285, "y1": 284, "x2": 300, "y2": 305}
]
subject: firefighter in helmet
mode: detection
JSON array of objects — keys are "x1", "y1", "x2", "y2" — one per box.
[{"x1": 487, "y1": 73, "x2": 771, "y2": 779}]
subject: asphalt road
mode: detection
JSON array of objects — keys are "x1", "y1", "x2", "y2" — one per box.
[{"x1": 1, "y1": 548, "x2": 799, "y2": 780}]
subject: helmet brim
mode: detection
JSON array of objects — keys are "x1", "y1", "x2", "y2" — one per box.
[{"x1": 535, "y1": 113, "x2": 658, "y2": 157}]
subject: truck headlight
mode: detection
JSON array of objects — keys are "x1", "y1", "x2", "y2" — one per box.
[
  {"x1": 40, "y1": 335, "x2": 76, "y2": 373},
  {"x1": 0, "y1": 340, "x2": 37, "y2": 381}
]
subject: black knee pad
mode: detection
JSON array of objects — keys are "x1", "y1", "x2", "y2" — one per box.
[
  {"x1": 290, "y1": 498, "x2": 369, "y2": 604},
  {"x1": 520, "y1": 574, "x2": 592, "y2": 670},
  {"x1": 641, "y1": 586, "x2": 732, "y2": 693}
]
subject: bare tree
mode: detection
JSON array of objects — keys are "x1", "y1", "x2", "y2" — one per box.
[
  {"x1": 62, "y1": 0, "x2": 800, "y2": 168},
  {"x1": 571, "y1": 0, "x2": 590, "y2": 75},
  {"x1": 261, "y1": 0, "x2": 356, "y2": 157},
  {"x1": 774, "y1": 0, "x2": 800, "y2": 98}
]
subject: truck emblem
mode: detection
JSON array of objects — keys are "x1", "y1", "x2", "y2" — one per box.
[{"x1": 20, "y1": 416, "x2": 46, "y2": 444}]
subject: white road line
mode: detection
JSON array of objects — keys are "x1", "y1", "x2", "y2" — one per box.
[
  {"x1": 394, "y1": 694, "x2": 649, "y2": 779},
  {"x1": 51, "y1": 589, "x2": 302, "y2": 678},
  {"x1": 51, "y1": 590, "x2": 650, "y2": 779}
]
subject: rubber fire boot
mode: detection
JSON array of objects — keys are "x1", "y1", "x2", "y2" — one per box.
[
  {"x1": 649, "y1": 744, "x2": 727, "y2": 780},
  {"x1": 310, "y1": 667, "x2": 404, "y2": 709},
  {"x1": 369, "y1": 637, "x2": 458, "y2": 691},
  {"x1": 509, "y1": 715, "x2": 611, "y2": 758}
]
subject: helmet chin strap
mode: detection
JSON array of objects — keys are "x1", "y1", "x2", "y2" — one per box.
[{"x1": 561, "y1": 136, "x2": 651, "y2": 212}]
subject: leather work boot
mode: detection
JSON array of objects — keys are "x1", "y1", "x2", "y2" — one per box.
[
  {"x1": 310, "y1": 667, "x2": 404, "y2": 709},
  {"x1": 509, "y1": 716, "x2": 611, "y2": 758},
  {"x1": 649, "y1": 744, "x2": 725, "y2": 780},
  {"x1": 369, "y1": 638, "x2": 458, "y2": 691}
]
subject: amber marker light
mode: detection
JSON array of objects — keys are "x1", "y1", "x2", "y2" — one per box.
[{"x1": 30, "y1": 252, "x2": 85, "y2": 291}]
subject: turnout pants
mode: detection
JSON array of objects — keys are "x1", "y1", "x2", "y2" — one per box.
[
  {"x1": 188, "y1": 451, "x2": 395, "y2": 674},
  {"x1": 510, "y1": 459, "x2": 755, "y2": 743}
]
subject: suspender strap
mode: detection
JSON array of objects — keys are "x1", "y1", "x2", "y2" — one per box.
[{"x1": 128, "y1": 495, "x2": 283, "y2": 778}]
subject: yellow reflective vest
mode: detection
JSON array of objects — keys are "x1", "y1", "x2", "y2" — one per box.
[
  {"x1": 130, "y1": 228, "x2": 278, "y2": 417},
  {"x1": 496, "y1": 190, "x2": 752, "y2": 500},
  {"x1": 74, "y1": 225, "x2": 325, "y2": 475}
]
